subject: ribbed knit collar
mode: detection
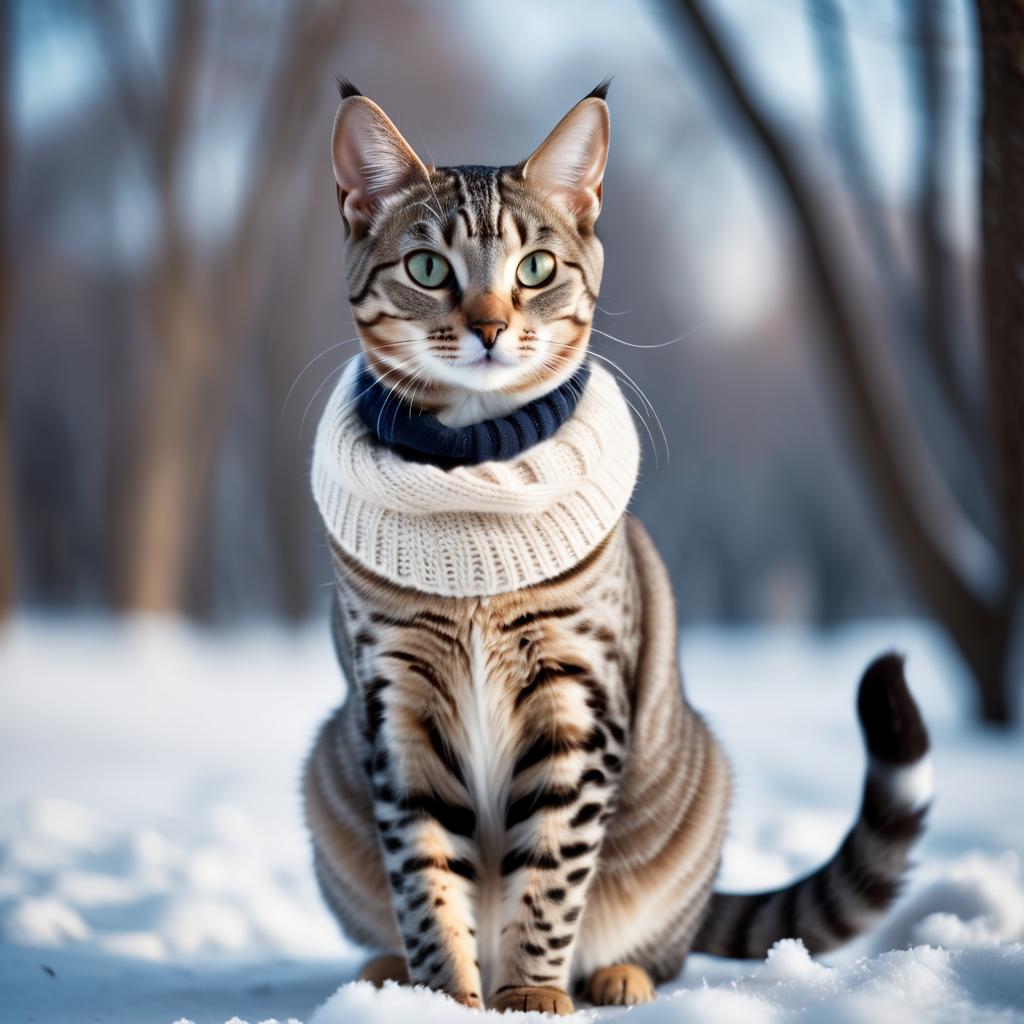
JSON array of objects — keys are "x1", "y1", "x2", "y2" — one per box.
[
  {"x1": 311, "y1": 361, "x2": 640, "y2": 596},
  {"x1": 354, "y1": 358, "x2": 592, "y2": 467}
]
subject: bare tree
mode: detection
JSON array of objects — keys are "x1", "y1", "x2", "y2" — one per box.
[
  {"x1": 92, "y1": 1, "x2": 348, "y2": 613},
  {"x1": 675, "y1": 0, "x2": 1022, "y2": 723},
  {"x1": 975, "y1": 1, "x2": 1024, "y2": 633},
  {"x1": 0, "y1": 0, "x2": 13, "y2": 615}
]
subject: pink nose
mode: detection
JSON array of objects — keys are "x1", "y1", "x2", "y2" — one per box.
[{"x1": 470, "y1": 320, "x2": 507, "y2": 350}]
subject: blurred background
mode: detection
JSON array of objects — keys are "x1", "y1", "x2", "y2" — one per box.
[{"x1": 1, "y1": 0, "x2": 1020, "y2": 724}]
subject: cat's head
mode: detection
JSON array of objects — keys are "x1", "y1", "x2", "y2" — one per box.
[{"x1": 331, "y1": 81, "x2": 610, "y2": 427}]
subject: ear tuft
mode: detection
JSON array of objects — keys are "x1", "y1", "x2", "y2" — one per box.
[
  {"x1": 586, "y1": 77, "x2": 612, "y2": 102},
  {"x1": 336, "y1": 77, "x2": 363, "y2": 100},
  {"x1": 522, "y1": 94, "x2": 611, "y2": 229},
  {"x1": 331, "y1": 95, "x2": 429, "y2": 235}
]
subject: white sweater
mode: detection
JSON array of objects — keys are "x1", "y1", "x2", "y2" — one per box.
[{"x1": 310, "y1": 361, "x2": 640, "y2": 597}]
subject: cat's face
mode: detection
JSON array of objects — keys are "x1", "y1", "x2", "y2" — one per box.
[{"x1": 331, "y1": 84, "x2": 610, "y2": 426}]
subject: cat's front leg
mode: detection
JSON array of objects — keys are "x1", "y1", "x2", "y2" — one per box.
[
  {"x1": 374, "y1": 808, "x2": 483, "y2": 1005},
  {"x1": 490, "y1": 716, "x2": 621, "y2": 1014},
  {"x1": 363, "y1": 687, "x2": 483, "y2": 1007}
]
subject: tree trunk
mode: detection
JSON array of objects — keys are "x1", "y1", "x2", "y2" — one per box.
[
  {"x1": 120, "y1": 260, "x2": 216, "y2": 612},
  {"x1": 0, "y1": 1, "x2": 13, "y2": 614},
  {"x1": 974, "y1": 0, "x2": 1024, "y2": 723},
  {"x1": 677, "y1": 0, "x2": 1018, "y2": 723},
  {"x1": 114, "y1": 1, "x2": 206, "y2": 612},
  {"x1": 949, "y1": 587, "x2": 1013, "y2": 723},
  {"x1": 976, "y1": 3, "x2": 1024, "y2": 580}
]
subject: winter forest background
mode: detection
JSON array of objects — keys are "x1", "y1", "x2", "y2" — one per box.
[
  {"x1": 2, "y1": 0, "x2": 1021, "y2": 726},
  {"x1": 2, "y1": 3, "x2": 1024, "y2": 1023}
]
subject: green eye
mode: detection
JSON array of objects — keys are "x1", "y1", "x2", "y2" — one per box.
[
  {"x1": 517, "y1": 250, "x2": 556, "y2": 288},
  {"x1": 405, "y1": 250, "x2": 451, "y2": 289}
]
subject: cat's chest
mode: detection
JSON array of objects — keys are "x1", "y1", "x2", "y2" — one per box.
[
  {"x1": 338, "y1": 518, "x2": 640, "y2": 806},
  {"x1": 350, "y1": 585, "x2": 631, "y2": 783},
  {"x1": 391, "y1": 595, "x2": 629, "y2": 798},
  {"x1": 459, "y1": 618, "x2": 518, "y2": 854}
]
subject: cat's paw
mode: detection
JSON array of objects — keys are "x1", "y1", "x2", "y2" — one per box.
[
  {"x1": 358, "y1": 954, "x2": 408, "y2": 986},
  {"x1": 449, "y1": 992, "x2": 484, "y2": 1009},
  {"x1": 587, "y1": 963, "x2": 655, "y2": 1006},
  {"x1": 490, "y1": 985, "x2": 574, "y2": 1015}
]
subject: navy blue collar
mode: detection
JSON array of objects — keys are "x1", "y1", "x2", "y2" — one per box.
[{"x1": 354, "y1": 359, "x2": 592, "y2": 467}]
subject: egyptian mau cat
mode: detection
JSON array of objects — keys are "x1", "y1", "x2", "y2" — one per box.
[{"x1": 304, "y1": 81, "x2": 931, "y2": 1014}]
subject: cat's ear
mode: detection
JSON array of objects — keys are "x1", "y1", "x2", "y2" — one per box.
[
  {"x1": 331, "y1": 88, "x2": 430, "y2": 236},
  {"x1": 522, "y1": 83, "x2": 611, "y2": 229}
]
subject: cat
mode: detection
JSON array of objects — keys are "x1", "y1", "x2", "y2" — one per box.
[{"x1": 303, "y1": 80, "x2": 931, "y2": 1014}]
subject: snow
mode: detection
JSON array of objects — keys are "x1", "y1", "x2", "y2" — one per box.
[{"x1": 1, "y1": 617, "x2": 1022, "y2": 1023}]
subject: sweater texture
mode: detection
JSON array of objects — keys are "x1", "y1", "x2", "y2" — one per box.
[{"x1": 311, "y1": 360, "x2": 640, "y2": 597}]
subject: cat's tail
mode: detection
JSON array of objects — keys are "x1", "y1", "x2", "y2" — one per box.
[{"x1": 693, "y1": 652, "x2": 931, "y2": 959}]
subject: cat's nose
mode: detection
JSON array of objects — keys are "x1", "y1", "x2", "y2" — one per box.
[{"x1": 470, "y1": 320, "x2": 507, "y2": 350}]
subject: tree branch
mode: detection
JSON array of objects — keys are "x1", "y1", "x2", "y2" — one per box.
[
  {"x1": 806, "y1": 0, "x2": 995, "y2": 547},
  {"x1": 154, "y1": 0, "x2": 203, "y2": 205},
  {"x1": 674, "y1": 0, "x2": 1007, "y2": 643},
  {"x1": 88, "y1": 0, "x2": 161, "y2": 156},
  {"x1": 214, "y1": 0, "x2": 350, "y2": 318},
  {"x1": 804, "y1": 0, "x2": 912, "y2": 309},
  {"x1": 909, "y1": 0, "x2": 984, "y2": 452}
]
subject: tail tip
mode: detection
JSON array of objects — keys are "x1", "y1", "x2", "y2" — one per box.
[{"x1": 857, "y1": 652, "x2": 929, "y2": 765}]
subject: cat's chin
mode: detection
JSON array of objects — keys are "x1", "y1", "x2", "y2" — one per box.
[
  {"x1": 428, "y1": 358, "x2": 526, "y2": 395},
  {"x1": 433, "y1": 385, "x2": 526, "y2": 428}
]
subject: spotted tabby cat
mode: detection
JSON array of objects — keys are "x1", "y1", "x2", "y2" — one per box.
[{"x1": 304, "y1": 81, "x2": 932, "y2": 1014}]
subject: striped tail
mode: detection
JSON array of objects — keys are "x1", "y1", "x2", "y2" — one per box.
[{"x1": 694, "y1": 652, "x2": 931, "y2": 959}]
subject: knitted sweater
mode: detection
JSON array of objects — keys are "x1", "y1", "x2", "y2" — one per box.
[{"x1": 310, "y1": 360, "x2": 640, "y2": 597}]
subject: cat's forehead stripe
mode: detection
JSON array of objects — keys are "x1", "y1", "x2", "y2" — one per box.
[{"x1": 440, "y1": 166, "x2": 516, "y2": 241}]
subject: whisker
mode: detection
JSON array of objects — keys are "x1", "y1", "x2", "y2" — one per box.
[
  {"x1": 596, "y1": 376, "x2": 658, "y2": 464},
  {"x1": 404, "y1": 362, "x2": 432, "y2": 418},
  {"x1": 330, "y1": 360, "x2": 414, "y2": 427},
  {"x1": 415, "y1": 198, "x2": 446, "y2": 224},
  {"x1": 300, "y1": 353, "x2": 361, "y2": 435},
  {"x1": 377, "y1": 358, "x2": 436, "y2": 436},
  {"x1": 590, "y1": 324, "x2": 702, "y2": 349},
  {"x1": 294, "y1": 332, "x2": 437, "y2": 424},
  {"x1": 408, "y1": 108, "x2": 448, "y2": 225},
  {"x1": 376, "y1": 367, "x2": 410, "y2": 436},
  {"x1": 537, "y1": 349, "x2": 663, "y2": 467},
  {"x1": 387, "y1": 196, "x2": 443, "y2": 225},
  {"x1": 586, "y1": 350, "x2": 670, "y2": 464},
  {"x1": 281, "y1": 336, "x2": 361, "y2": 420}
]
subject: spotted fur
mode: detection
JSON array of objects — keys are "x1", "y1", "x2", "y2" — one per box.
[{"x1": 304, "y1": 84, "x2": 931, "y2": 1013}]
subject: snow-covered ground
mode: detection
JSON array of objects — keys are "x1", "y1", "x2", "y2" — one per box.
[{"x1": 1, "y1": 618, "x2": 1022, "y2": 1023}]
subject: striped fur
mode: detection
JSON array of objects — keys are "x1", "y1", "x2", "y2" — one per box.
[
  {"x1": 305, "y1": 86, "x2": 932, "y2": 1013},
  {"x1": 694, "y1": 654, "x2": 931, "y2": 959}
]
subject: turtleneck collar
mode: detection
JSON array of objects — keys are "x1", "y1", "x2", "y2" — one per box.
[
  {"x1": 311, "y1": 360, "x2": 640, "y2": 596},
  {"x1": 354, "y1": 359, "x2": 592, "y2": 467}
]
